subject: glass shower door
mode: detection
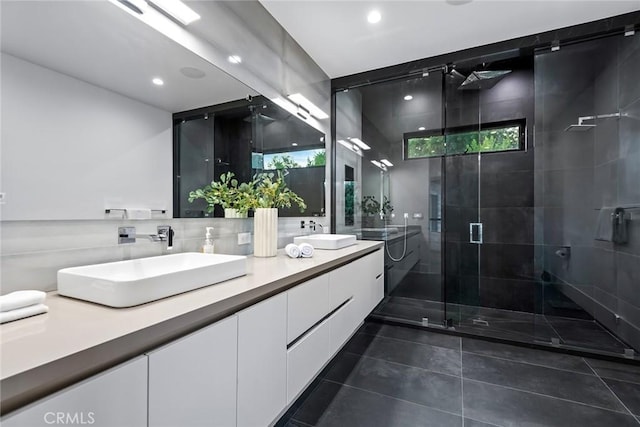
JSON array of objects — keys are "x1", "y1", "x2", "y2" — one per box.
[{"x1": 442, "y1": 66, "x2": 483, "y2": 328}]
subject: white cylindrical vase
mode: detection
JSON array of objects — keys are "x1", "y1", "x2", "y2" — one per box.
[
  {"x1": 253, "y1": 208, "x2": 278, "y2": 257},
  {"x1": 224, "y1": 208, "x2": 248, "y2": 218}
]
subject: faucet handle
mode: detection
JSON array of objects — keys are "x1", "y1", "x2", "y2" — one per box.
[{"x1": 157, "y1": 225, "x2": 174, "y2": 250}]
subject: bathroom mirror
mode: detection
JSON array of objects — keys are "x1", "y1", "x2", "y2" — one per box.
[
  {"x1": 174, "y1": 95, "x2": 326, "y2": 218},
  {"x1": 0, "y1": 1, "x2": 325, "y2": 221}
]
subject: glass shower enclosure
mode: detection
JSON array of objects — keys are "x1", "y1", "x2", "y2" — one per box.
[{"x1": 334, "y1": 30, "x2": 640, "y2": 360}]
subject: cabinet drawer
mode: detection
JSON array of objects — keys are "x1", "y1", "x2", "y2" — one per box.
[
  {"x1": 286, "y1": 316, "x2": 331, "y2": 403},
  {"x1": 287, "y1": 273, "x2": 329, "y2": 343},
  {"x1": 329, "y1": 257, "x2": 364, "y2": 310},
  {"x1": 2, "y1": 357, "x2": 148, "y2": 427},
  {"x1": 329, "y1": 298, "x2": 358, "y2": 356},
  {"x1": 147, "y1": 316, "x2": 237, "y2": 427}
]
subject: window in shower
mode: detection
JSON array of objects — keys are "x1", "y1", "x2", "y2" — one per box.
[
  {"x1": 263, "y1": 148, "x2": 326, "y2": 169},
  {"x1": 404, "y1": 119, "x2": 525, "y2": 159}
]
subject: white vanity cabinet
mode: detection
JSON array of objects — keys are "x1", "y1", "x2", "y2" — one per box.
[
  {"x1": 147, "y1": 316, "x2": 238, "y2": 427},
  {"x1": 1, "y1": 246, "x2": 384, "y2": 427},
  {"x1": 1, "y1": 357, "x2": 148, "y2": 427},
  {"x1": 237, "y1": 293, "x2": 287, "y2": 427}
]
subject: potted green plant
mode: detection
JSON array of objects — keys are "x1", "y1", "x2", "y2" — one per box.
[
  {"x1": 251, "y1": 171, "x2": 306, "y2": 257},
  {"x1": 188, "y1": 172, "x2": 253, "y2": 218}
]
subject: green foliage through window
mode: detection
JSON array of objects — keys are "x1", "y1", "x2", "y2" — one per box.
[
  {"x1": 264, "y1": 149, "x2": 326, "y2": 169},
  {"x1": 405, "y1": 120, "x2": 524, "y2": 159}
]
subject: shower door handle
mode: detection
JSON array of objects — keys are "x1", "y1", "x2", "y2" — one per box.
[{"x1": 469, "y1": 223, "x2": 483, "y2": 244}]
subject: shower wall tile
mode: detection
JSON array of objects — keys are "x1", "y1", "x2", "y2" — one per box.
[
  {"x1": 594, "y1": 55, "x2": 619, "y2": 116},
  {"x1": 541, "y1": 91, "x2": 595, "y2": 133},
  {"x1": 543, "y1": 131, "x2": 595, "y2": 172},
  {"x1": 594, "y1": 120, "x2": 620, "y2": 167},
  {"x1": 481, "y1": 149, "x2": 534, "y2": 174},
  {"x1": 480, "y1": 243, "x2": 534, "y2": 281},
  {"x1": 617, "y1": 251, "x2": 640, "y2": 309},
  {"x1": 481, "y1": 171, "x2": 534, "y2": 208},
  {"x1": 479, "y1": 277, "x2": 537, "y2": 312},
  {"x1": 618, "y1": 150, "x2": 640, "y2": 206},
  {"x1": 593, "y1": 288, "x2": 618, "y2": 313},
  {"x1": 481, "y1": 207, "x2": 534, "y2": 245},
  {"x1": 592, "y1": 247, "x2": 617, "y2": 296},
  {"x1": 618, "y1": 105, "x2": 640, "y2": 157},
  {"x1": 593, "y1": 161, "x2": 619, "y2": 209},
  {"x1": 542, "y1": 207, "x2": 565, "y2": 246},
  {"x1": 619, "y1": 35, "x2": 640, "y2": 110}
]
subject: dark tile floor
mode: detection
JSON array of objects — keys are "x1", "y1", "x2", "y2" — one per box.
[{"x1": 277, "y1": 322, "x2": 640, "y2": 427}]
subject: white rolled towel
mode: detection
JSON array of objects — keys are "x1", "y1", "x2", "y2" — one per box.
[
  {"x1": 0, "y1": 290, "x2": 46, "y2": 312},
  {"x1": 0, "y1": 304, "x2": 49, "y2": 324},
  {"x1": 285, "y1": 243, "x2": 301, "y2": 259},
  {"x1": 299, "y1": 243, "x2": 314, "y2": 258}
]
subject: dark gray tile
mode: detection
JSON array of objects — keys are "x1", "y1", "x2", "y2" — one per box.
[
  {"x1": 292, "y1": 380, "x2": 462, "y2": 427},
  {"x1": 618, "y1": 151, "x2": 640, "y2": 206},
  {"x1": 547, "y1": 318, "x2": 627, "y2": 351},
  {"x1": 463, "y1": 419, "x2": 502, "y2": 427},
  {"x1": 480, "y1": 207, "x2": 534, "y2": 245},
  {"x1": 593, "y1": 161, "x2": 618, "y2": 209},
  {"x1": 604, "y1": 378, "x2": 640, "y2": 416},
  {"x1": 463, "y1": 379, "x2": 639, "y2": 427},
  {"x1": 481, "y1": 171, "x2": 534, "y2": 208},
  {"x1": 462, "y1": 353, "x2": 625, "y2": 411},
  {"x1": 480, "y1": 243, "x2": 534, "y2": 281},
  {"x1": 617, "y1": 251, "x2": 640, "y2": 309},
  {"x1": 462, "y1": 337, "x2": 592, "y2": 373},
  {"x1": 343, "y1": 333, "x2": 461, "y2": 376},
  {"x1": 478, "y1": 277, "x2": 537, "y2": 312},
  {"x1": 358, "y1": 323, "x2": 460, "y2": 351},
  {"x1": 587, "y1": 358, "x2": 640, "y2": 384},
  {"x1": 325, "y1": 353, "x2": 462, "y2": 415}
]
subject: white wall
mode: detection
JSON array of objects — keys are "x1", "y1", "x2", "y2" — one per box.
[{"x1": 0, "y1": 53, "x2": 172, "y2": 220}]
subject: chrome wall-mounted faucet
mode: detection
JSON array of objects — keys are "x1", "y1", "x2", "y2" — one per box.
[
  {"x1": 118, "y1": 225, "x2": 174, "y2": 249},
  {"x1": 309, "y1": 221, "x2": 324, "y2": 233}
]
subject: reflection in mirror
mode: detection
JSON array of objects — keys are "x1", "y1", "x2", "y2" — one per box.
[
  {"x1": 344, "y1": 166, "x2": 355, "y2": 226},
  {"x1": 174, "y1": 96, "x2": 326, "y2": 218}
]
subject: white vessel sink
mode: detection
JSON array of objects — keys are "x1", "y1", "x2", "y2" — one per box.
[
  {"x1": 293, "y1": 234, "x2": 357, "y2": 250},
  {"x1": 58, "y1": 253, "x2": 247, "y2": 308}
]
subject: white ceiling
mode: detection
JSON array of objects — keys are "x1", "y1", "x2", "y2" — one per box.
[
  {"x1": 260, "y1": 0, "x2": 640, "y2": 78},
  {"x1": 1, "y1": 1, "x2": 256, "y2": 113}
]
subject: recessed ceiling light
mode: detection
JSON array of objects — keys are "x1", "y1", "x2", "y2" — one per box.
[
  {"x1": 380, "y1": 159, "x2": 394, "y2": 167},
  {"x1": 228, "y1": 55, "x2": 242, "y2": 64},
  {"x1": 288, "y1": 93, "x2": 329, "y2": 120},
  {"x1": 348, "y1": 137, "x2": 371, "y2": 150},
  {"x1": 367, "y1": 10, "x2": 382, "y2": 24},
  {"x1": 152, "y1": 77, "x2": 164, "y2": 86},
  {"x1": 418, "y1": 126, "x2": 426, "y2": 131},
  {"x1": 291, "y1": 142, "x2": 298, "y2": 146},
  {"x1": 404, "y1": 95, "x2": 413, "y2": 101},
  {"x1": 149, "y1": 0, "x2": 200, "y2": 25}
]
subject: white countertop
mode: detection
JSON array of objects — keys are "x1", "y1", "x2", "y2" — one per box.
[{"x1": 0, "y1": 241, "x2": 383, "y2": 414}]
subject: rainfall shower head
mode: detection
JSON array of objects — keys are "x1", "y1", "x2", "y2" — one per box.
[
  {"x1": 564, "y1": 123, "x2": 596, "y2": 132},
  {"x1": 459, "y1": 70, "x2": 511, "y2": 90},
  {"x1": 564, "y1": 112, "x2": 621, "y2": 132}
]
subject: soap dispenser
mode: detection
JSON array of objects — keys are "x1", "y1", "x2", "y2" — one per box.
[{"x1": 203, "y1": 227, "x2": 215, "y2": 254}]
